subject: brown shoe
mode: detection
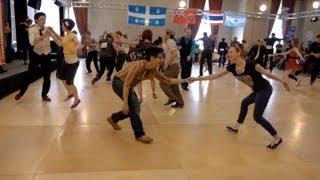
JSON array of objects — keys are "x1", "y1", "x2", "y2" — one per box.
[
  {"x1": 42, "y1": 96, "x2": 52, "y2": 102},
  {"x1": 107, "y1": 117, "x2": 121, "y2": 130},
  {"x1": 70, "y1": 99, "x2": 81, "y2": 109},
  {"x1": 136, "y1": 135, "x2": 153, "y2": 144},
  {"x1": 15, "y1": 94, "x2": 23, "y2": 101}
]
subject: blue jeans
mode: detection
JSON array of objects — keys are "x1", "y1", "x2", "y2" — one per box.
[
  {"x1": 111, "y1": 76, "x2": 145, "y2": 138},
  {"x1": 237, "y1": 84, "x2": 277, "y2": 136}
]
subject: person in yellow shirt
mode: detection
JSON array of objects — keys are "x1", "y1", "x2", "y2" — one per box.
[{"x1": 49, "y1": 19, "x2": 82, "y2": 108}]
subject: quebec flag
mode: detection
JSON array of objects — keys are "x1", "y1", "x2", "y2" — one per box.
[
  {"x1": 224, "y1": 11, "x2": 246, "y2": 28},
  {"x1": 128, "y1": 5, "x2": 167, "y2": 27}
]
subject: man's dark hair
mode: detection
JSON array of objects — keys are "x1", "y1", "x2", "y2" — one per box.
[
  {"x1": 317, "y1": 34, "x2": 320, "y2": 39},
  {"x1": 145, "y1": 46, "x2": 164, "y2": 61},
  {"x1": 34, "y1": 12, "x2": 46, "y2": 21}
]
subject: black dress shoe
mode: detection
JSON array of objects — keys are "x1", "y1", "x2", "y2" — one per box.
[
  {"x1": 267, "y1": 138, "x2": 283, "y2": 149},
  {"x1": 227, "y1": 126, "x2": 238, "y2": 134},
  {"x1": 171, "y1": 104, "x2": 184, "y2": 108},
  {"x1": 164, "y1": 100, "x2": 175, "y2": 105},
  {"x1": 42, "y1": 96, "x2": 52, "y2": 102},
  {"x1": 182, "y1": 87, "x2": 189, "y2": 91},
  {"x1": 91, "y1": 78, "x2": 98, "y2": 85}
]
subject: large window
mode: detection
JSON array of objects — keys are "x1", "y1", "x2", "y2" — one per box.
[
  {"x1": 10, "y1": 0, "x2": 16, "y2": 44},
  {"x1": 270, "y1": 0, "x2": 284, "y2": 46},
  {"x1": 194, "y1": 0, "x2": 211, "y2": 50},
  {"x1": 38, "y1": 0, "x2": 60, "y2": 33}
]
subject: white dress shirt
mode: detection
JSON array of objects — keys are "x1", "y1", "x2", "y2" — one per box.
[
  {"x1": 28, "y1": 25, "x2": 51, "y2": 55},
  {"x1": 163, "y1": 39, "x2": 180, "y2": 65}
]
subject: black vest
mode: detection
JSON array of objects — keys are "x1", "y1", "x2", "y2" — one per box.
[{"x1": 179, "y1": 37, "x2": 193, "y2": 57}]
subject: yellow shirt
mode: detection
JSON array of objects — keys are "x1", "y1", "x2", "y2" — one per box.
[{"x1": 62, "y1": 33, "x2": 78, "y2": 63}]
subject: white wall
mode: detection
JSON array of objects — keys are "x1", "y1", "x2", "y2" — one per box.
[
  {"x1": 87, "y1": 0, "x2": 185, "y2": 41},
  {"x1": 300, "y1": 0, "x2": 320, "y2": 45},
  {"x1": 217, "y1": 0, "x2": 241, "y2": 43},
  {"x1": 242, "y1": 0, "x2": 271, "y2": 46},
  {"x1": 218, "y1": 0, "x2": 271, "y2": 46},
  {"x1": 87, "y1": 0, "x2": 320, "y2": 45}
]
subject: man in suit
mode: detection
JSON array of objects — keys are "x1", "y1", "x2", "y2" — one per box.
[
  {"x1": 247, "y1": 39, "x2": 268, "y2": 67},
  {"x1": 176, "y1": 28, "x2": 196, "y2": 91}
]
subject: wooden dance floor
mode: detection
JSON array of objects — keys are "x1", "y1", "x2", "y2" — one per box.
[{"x1": 0, "y1": 59, "x2": 320, "y2": 180}]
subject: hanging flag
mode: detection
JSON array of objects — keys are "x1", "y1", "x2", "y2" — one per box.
[
  {"x1": 202, "y1": 11, "x2": 224, "y2": 24},
  {"x1": 173, "y1": 8, "x2": 197, "y2": 24},
  {"x1": 224, "y1": 11, "x2": 246, "y2": 27},
  {"x1": 128, "y1": 5, "x2": 166, "y2": 27}
]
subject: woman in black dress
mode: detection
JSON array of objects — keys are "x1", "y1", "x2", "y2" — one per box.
[{"x1": 189, "y1": 44, "x2": 290, "y2": 149}]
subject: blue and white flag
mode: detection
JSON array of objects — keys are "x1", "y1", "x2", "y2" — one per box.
[
  {"x1": 202, "y1": 11, "x2": 224, "y2": 24},
  {"x1": 128, "y1": 5, "x2": 167, "y2": 27},
  {"x1": 224, "y1": 11, "x2": 246, "y2": 27}
]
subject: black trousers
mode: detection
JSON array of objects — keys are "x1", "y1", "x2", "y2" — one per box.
[
  {"x1": 310, "y1": 57, "x2": 320, "y2": 83},
  {"x1": 218, "y1": 52, "x2": 227, "y2": 67},
  {"x1": 86, "y1": 51, "x2": 99, "y2": 73},
  {"x1": 18, "y1": 52, "x2": 51, "y2": 97},
  {"x1": 116, "y1": 53, "x2": 126, "y2": 72},
  {"x1": 266, "y1": 49, "x2": 274, "y2": 71},
  {"x1": 111, "y1": 76, "x2": 145, "y2": 138},
  {"x1": 200, "y1": 49, "x2": 213, "y2": 76},
  {"x1": 237, "y1": 85, "x2": 277, "y2": 136},
  {"x1": 96, "y1": 56, "x2": 115, "y2": 80},
  {"x1": 180, "y1": 56, "x2": 192, "y2": 89}
]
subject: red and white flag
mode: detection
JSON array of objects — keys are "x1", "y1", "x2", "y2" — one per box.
[{"x1": 173, "y1": 8, "x2": 198, "y2": 25}]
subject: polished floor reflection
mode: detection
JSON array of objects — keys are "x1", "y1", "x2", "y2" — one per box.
[{"x1": 1, "y1": 60, "x2": 320, "y2": 180}]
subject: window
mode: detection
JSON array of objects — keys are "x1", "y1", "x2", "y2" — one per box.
[
  {"x1": 269, "y1": 0, "x2": 284, "y2": 46},
  {"x1": 38, "y1": 0, "x2": 60, "y2": 33},
  {"x1": 10, "y1": 0, "x2": 16, "y2": 44},
  {"x1": 194, "y1": 0, "x2": 211, "y2": 50}
]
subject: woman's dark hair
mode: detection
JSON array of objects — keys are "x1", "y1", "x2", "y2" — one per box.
[
  {"x1": 317, "y1": 34, "x2": 320, "y2": 39},
  {"x1": 145, "y1": 46, "x2": 164, "y2": 61},
  {"x1": 153, "y1": 37, "x2": 163, "y2": 46},
  {"x1": 62, "y1": 19, "x2": 75, "y2": 31},
  {"x1": 141, "y1": 29, "x2": 153, "y2": 42},
  {"x1": 34, "y1": 12, "x2": 46, "y2": 21}
]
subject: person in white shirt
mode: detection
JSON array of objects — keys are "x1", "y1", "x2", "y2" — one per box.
[
  {"x1": 15, "y1": 12, "x2": 52, "y2": 102},
  {"x1": 160, "y1": 29, "x2": 184, "y2": 108}
]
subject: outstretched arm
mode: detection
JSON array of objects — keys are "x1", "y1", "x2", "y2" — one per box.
[
  {"x1": 48, "y1": 27, "x2": 63, "y2": 47},
  {"x1": 154, "y1": 71, "x2": 186, "y2": 85},
  {"x1": 269, "y1": 50, "x2": 290, "y2": 57},
  {"x1": 191, "y1": 70, "x2": 229, "y2": 81},
  {"x1": 255, "y1": 64, "x2": 290, "y2": 91}
]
